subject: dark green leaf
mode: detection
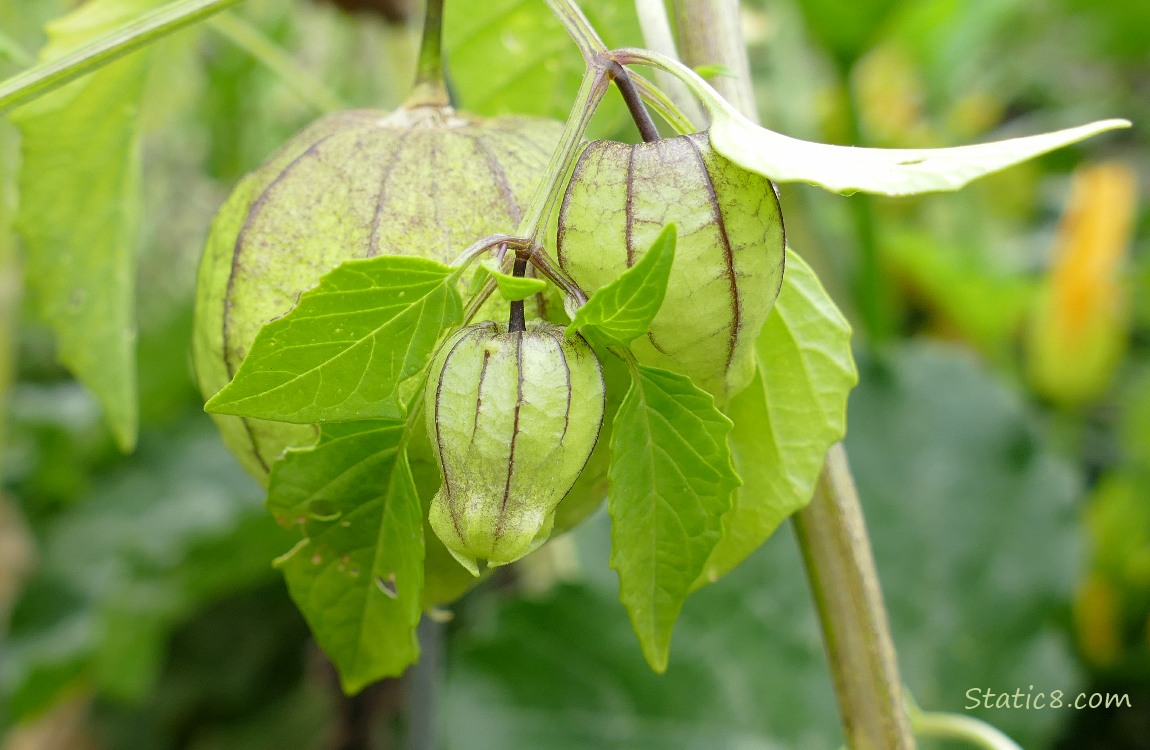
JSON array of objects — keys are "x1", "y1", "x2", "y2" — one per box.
[
  {"x1": 270, "y1": 421, "x2": 425, "y2": 693},
  {"x1": 567, "y1": 224, "x2": 676, "y2": 348},
  {"x1": 608, "y1": 365, "x2": 739, "y2": 671},
  {"x1": 698, "y1": 251, "x2": 857, "y2": 584},
  {"x1": 206, "y1": 256, "x2": 462, "y2": 424},
  {"x1": 0, "y1": 417, "x2": 282, "y2": 720},
  {"x1": 12, "y1": 0, "x2": 166, "y2": 451}
]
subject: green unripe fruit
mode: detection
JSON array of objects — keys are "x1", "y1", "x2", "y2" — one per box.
[
  {"x1": 192, "y1": 104, "x2": 563, "y2": 481},
  {"x1": 557, "y1": 133, "x2": 785, "y2": 400},
  {"x1": 426, "y1": 321, "x2": 605, "y2": 574}
]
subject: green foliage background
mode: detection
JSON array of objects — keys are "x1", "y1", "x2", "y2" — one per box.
[{"x1": 1, "y1": 0, "x2": 1148, "y2": 748}]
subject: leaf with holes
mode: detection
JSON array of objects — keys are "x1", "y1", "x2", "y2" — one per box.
[
  {"x1": 269, "y1": 420, "x2": 424, "y2": 693},
  {"x1": 205, "y1": 256, "x2": 462, "y2": 424},
  {"x1": 12, "y1": 0, "x2": 166, "y2": 451}
]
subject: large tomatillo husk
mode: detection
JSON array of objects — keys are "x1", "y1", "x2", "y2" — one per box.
[{"x1": 193, "y1": 104, "x2": 563, "y2": 481}]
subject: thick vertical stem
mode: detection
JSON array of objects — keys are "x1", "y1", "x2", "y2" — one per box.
[
  {"x1": 792, "y1": 445, "x2": 914, "y2": 750},
  {"x1": 670, "y1": 0, "x2": 756, "y2": 119},
  {"x1": 667, "y1": 3, "x2": 915, "y2": 748},
  {"x1": 408, "y1": 0, "x2": 448, "y2": 107}
]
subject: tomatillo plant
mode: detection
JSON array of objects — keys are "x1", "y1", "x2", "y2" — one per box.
[
  {"x1": 198, "y1": 0, "x2": 1127, "y2": 711},
  {"x1": 0, "y1": 0, "x2": 1126, "y2": 744}
]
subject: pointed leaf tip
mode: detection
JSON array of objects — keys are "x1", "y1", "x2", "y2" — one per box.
[
  {"x1": 624, "y1": 48, "x2": 1131, "y2": 196},
  {"x1": 709, "y1": 117, "x2": 1131, "y2": 196}
]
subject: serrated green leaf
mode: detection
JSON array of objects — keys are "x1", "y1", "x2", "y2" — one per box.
[
  {"x1": 639, "y1": 51, "x2": 1129, "y2": 195},
  {"x1": 608, "y1": 365, "x2": 739, "y2": 672},
  {"x1": 698, "y1": 250, "x2": 857, "y2": 585},
  {"x1": 567, "y1": 224, "x2": 676, "y2": 348},
  {"x1": 270, "y1": 421, "x2": 424, "y2": 693},
  {"x1": 11, "y1": 0, "x2": 166, "y2": 451},
  {"x1": 206, "y1": 256, "x2": 462, "y2": 424},
  {"x1": 475, "y1": 261, "x2": 548, "y2": 302}
]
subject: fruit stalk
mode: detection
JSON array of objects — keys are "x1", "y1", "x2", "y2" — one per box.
[
  {"x1": 668, "y1": 2, "x2": 915, "y2": 747},
  {"x1": 410, "y1": 0, "x2": 448, "y2": 106},
  {"x1": 508, "y1": 254, "x2": 528, "y2": 334},
  {"x1": 608, "y1": 61, "x2": 660, "y2": 143}
]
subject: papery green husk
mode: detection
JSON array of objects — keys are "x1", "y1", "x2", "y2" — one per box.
[{"x1": 425, "y1": 321, "x2": 605, "y2": 573}]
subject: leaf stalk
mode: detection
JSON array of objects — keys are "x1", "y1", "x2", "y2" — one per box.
[{"x1": 0, "y1": 0, "x2": 249, "y2": 114}]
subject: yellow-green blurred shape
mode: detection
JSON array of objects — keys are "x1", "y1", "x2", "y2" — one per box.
[
  {"x1": 1075, "y1": 571, "x2": 1123, "y2": 669},
  {"x1": 1027, "y1": 162, "x2": 1137, "y2": 405},
  {"x1": 1077, "y1": 475, "x2": 1150, "y2": 668}
]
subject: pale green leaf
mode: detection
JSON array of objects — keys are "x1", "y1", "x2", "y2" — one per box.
[
  {"x1": 12, "y1": 0, "x2": 167, "y2": 451},
  {"x1": 475, "y1": 261, "x2": 548, "y2": 302},
  {"x1": 270, "y1": 421, "x2": 425, "y2": 693},
  {"x1": 632, "y1": 50, "x2": 1130, "y2": 195},
  {"x1": 608, "y1": 365, "x2": 739, "y2": 672},
  {"x1": 567, "y1": 223, "x2": 676, "y2": 348},
  {"x1": 206, "y1": 256, "x2": 462, "y2": 424},
  {"x1": 698, "y1": 250, "x2": 857, "y2": 585}
]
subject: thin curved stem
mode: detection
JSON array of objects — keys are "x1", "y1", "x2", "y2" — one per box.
[
  {"x1": 514, "y1": 67, "x2": 610, "y2": 247},
  {"x1": 908, "y1": 699, "x2": 1022, "y2": 750},
  {"x1": 448, "y1": 234, "x2": 530, "y2": 273},
  {"x1": 628, "y1": 70, "x2": 698, "y2": 134},
  {"x1": 528, "y1": 245, "x2": 587, "y2": 306},
  {"x1": 0, "y1": 0, "x2": 248, "y2": 114},
  {"x1": 632, "y1": 0, "x2": 705, "y2": 127},
  {"x1": 609, "y1": 61, "x2": 661, "y2": 142},
  {"x1": 545, "y1": 0, "x2": 609, "y2": 62}
]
